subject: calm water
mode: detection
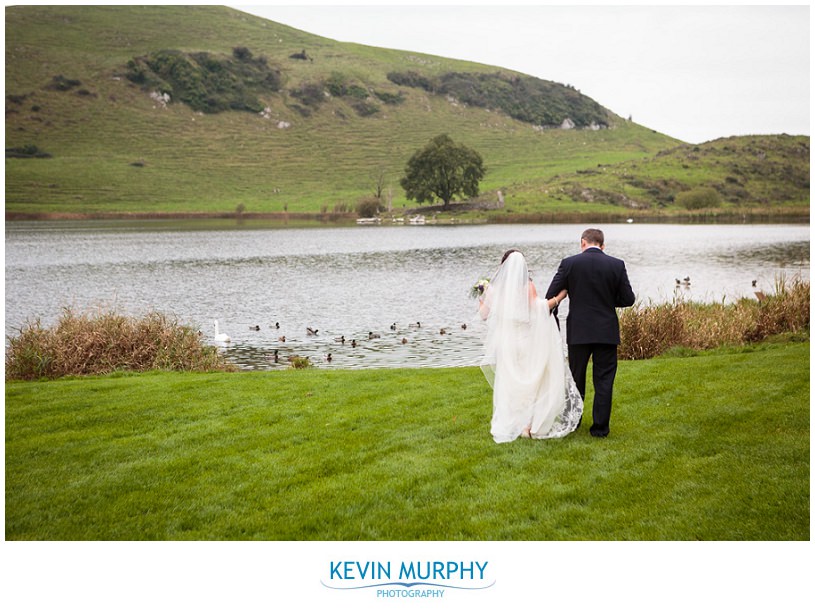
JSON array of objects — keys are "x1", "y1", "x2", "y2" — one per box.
[{"x1": 4, "y1": 221, "x2": 809, "y2": 370}]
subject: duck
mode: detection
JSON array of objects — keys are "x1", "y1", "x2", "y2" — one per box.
[
  {"x1": 213, "y1": 320, "x2": 230, "y2": 343},
  {"x1": 390, "y1": 323, "x2": 397, "y2": 331},
  {"x1": 334, "y1": 335, "x2": 346, "y2": 343},
  {"x1": 439, "y1": 328, "x2": 447, "y2": 335},
  {"x1": 306, "y1": 327, "x2": 319, "y2": 336},
  {"x1": 273, "y1": 322, "x2": 280, "y2": 329},
  {"x1": 368, "y1": 332, "x2": 381, "y2": 339},
  {"x1": 249, "y1": 325, "x2": 260, "y2": 331},
  {"x1": 325, "y1": 353, "x2": 333, "y2": 363},
  {"x1": 401, "y1": 337, "x2": 408, "y2": 344},
  {"x1": 461, "y1": 323, "x2": 467, "y2": 330},
  {"x1": 409, "y1": 321, "x2": 422, "y2": 328},
  {"x1": 351, "y1": 339, "x2": 357, "y2": 348},
  {"x1": 752, "y1": 280, "x2": 757, "y2": 287},
  {"x1": 278, "y1": 335, "x2": 286, "y2": 343}
]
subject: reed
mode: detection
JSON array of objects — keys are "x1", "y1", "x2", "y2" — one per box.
[
  {"x1": 6, "y1": 277, "x2": 809, "y2": 379},
  {"x1": 619, "y1": 277, "x2": 809, "y2": 360},
  {"x1": 5, "y1": 308, "x2": 235, "y2": 380}
]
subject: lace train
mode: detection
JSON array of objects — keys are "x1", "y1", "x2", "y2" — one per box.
[{"x1": 531, "y1": 364, "x2": 583, "y2": 439}]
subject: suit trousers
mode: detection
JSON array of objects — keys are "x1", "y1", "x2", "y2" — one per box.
[{"x1": 568, "y1": 343, "x2": 618, "y2": 436}]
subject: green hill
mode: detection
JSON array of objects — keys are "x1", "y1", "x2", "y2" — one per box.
[
  {"x1": 4, "y1": 6, "x2": 808, "y2": 220},
  {"x1": 500, "y1": 134, "x2": 810, "y2": 221}
]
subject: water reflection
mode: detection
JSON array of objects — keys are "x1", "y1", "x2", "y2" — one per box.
[
  {"x1": 722, "y1": 241, "x2": 809, "y2": 268},
  {"x1": 5, "y1": 222, "x2": 809, "y2": 370}
]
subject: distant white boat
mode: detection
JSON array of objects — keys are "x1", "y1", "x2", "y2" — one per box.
[{"x1": 409, "y1": 215, "x2": 426, "y2": 225}]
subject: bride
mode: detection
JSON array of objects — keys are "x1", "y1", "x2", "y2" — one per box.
[{"x1": 478, "y1": 249, "x2": 583, "y2": 443}]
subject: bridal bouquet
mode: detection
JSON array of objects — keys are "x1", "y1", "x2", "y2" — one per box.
[{"x1": 470, "y1": 278, "x2": 490, "y2": 299}]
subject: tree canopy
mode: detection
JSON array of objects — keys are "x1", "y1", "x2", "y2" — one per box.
[{"x1": 400, "y1": 134, "x2": 486, "y2": 206}]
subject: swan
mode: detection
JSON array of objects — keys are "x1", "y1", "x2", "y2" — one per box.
[{"x1": 213, "y1": 320, "x2": 230, "y2": 343}]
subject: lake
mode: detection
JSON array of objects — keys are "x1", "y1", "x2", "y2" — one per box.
[{"x1": 4, "y1": 221, "x2": 809, "y2": 370}]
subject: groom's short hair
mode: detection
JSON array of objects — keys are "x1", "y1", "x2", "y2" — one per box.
[{"x1": 581, "y1": 228, "x2": 604, "y2": 246}]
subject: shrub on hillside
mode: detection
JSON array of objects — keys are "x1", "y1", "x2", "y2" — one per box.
[
  {"x1": 356, "y1": 196, "x2": 381, "y2": 218},
  {"x1": 352, "y1": 100, "x2": 380, "y2": 117},
  {"x1": 6, "y1": 145, "x2": 52, "y2": 159},
  {"x1": 5, "y1": 309, "x2": 235, "y2": 380},
  {"x1": 232, "y1": 46, "x2": 253, "y2": 61},
  {"x1": 387, "y1": 70, "x2": 610, "y2": 128},
  {"x1": 386, "y1": 70, "x2": 434, "y2": 91},
  {"x1": 374, "y1": 90, "x2": 405, "y2": 105},
  {"x1": 346, "y1": 85, "x2": 369, "y2": 100},
  {"x1": 325, "y1": 72, "x2": 348, "y2": 97},
  {"x1": 125, "y1": 49, "x2": 280, "y2": 114},
  {"x1": 45, "y1": 75, "x2": 82, "y2": 91},
  {"x1": 291, "y1": 82, "x2": 325, "y2": 108},
  {"x1": 675, "y1": 186, "x2": 722, "y2": 210}
]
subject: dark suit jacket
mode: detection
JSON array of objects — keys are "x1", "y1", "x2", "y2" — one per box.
[{"x1": 546, "y1": 247, "x2": 635, "y2": 345}]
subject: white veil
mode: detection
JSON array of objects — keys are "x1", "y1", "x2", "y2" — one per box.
[{"x1": 479, "y1": 251, "x2": 582, "y2": 442}]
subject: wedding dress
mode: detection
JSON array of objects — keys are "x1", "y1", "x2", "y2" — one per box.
[{"x1": 479, "y1": 251, "x2": 583, "y2": 443}]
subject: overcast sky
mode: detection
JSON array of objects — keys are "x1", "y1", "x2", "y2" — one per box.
[{"x1": 232, "y1": 3, "x2": 810, "y2": 144}]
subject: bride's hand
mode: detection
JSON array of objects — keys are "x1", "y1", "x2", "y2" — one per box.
[{"x1": 548, "y1": 290, "x2": 567, "y2": 312}]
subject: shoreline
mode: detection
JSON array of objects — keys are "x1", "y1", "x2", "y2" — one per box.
[{"x1": 4, "y1": 210, "x2": 810, "y2": 226}]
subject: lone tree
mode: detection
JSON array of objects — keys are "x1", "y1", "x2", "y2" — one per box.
[{"x1": 400, "y1": 134, "x2": 486, "y2": 206}]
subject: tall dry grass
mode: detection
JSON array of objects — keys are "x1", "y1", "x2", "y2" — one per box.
[
  {"x1": 5, "y1": 309, "x2": 235, "y2": 380},
  {"x1": 619, "y1": 277, "x2": 810, "y2": 360}
]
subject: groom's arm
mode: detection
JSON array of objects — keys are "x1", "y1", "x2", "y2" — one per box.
[
  {"x1": 545, "y1": 261, "x2": 568, "y2": 319},
  {"x1": 545, "y1": 261, "x2": 568, "y2": 300},
  {"x1": 615, "y1": 264, "x2": 636, "y2": 307}
]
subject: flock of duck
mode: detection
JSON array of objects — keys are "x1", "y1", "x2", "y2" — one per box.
[
  {"x1": 675, "y1": 276, "x2": 762, "y2": 295},
  {"x1": 213, "y1": 276, "x2": 764, "y2": 368},
  {"x1": 211, "y1": 318, "x2": 470, "y2": 367}
]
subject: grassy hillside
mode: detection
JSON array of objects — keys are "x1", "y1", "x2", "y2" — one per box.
[
  {"x1": 493, "y1": 134, "x2": 810, "y2": 221},
  {"x1": 4, "y1": 6, "x2": 807, "y2": 220}
]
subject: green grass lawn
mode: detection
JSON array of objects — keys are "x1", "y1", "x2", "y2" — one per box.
[{"x1": 5, "y1": 342, "x2": 809, "y2": 540}]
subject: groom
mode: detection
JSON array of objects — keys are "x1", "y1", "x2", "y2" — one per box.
[{"x1": 545, "y1": 229, "x2": 635, "y2": 437}]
